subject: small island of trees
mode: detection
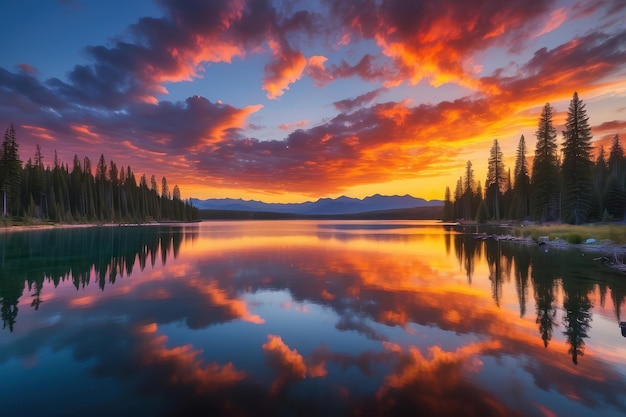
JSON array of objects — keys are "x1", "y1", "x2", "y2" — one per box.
[
  {"x1": 0, "y1": 126, "x2": 199, "y2": 223},
  {"x1": 443, "y1": 92, "x2": 625, "y2": 225}
]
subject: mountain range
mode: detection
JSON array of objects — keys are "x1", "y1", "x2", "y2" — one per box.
[{"x1": 191, "y1": 194, "x2": 443, "y2": 216}]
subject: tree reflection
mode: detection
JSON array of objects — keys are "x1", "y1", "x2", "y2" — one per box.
[
  {"x1": 443, "y1": 227, "x2": 452, "y2": 256},
  {"x1": 534, "y1": 279, "x2": 558, "y2": 348},
  {"x1": 485, "y1": 240, "x2": 504, "y2": 307},
  {"x1": 562, "y1": 280, "x2": 593, "y2": 365},
  {"x1": 530, "y1": 250, "x2": 560, "y2": 348},
  {"x1": 453, "y1": 234, "x2": 480, "y2": 284},
  {"x1": 452, "y1": 231, "x2": 623, "y2": 363},
  {"x1": 610, "y1": 280, "x2": 626, "y2": 322},
  {"x1": 0, "y1": 225, "x2": 196, "y2": 331},
  {"x1": 512, "y1": 245, "x2": 531, "y2": 318},
  {"x1": 3, "y1": 224, "x2": 626, "y2": 415},
  {"x1": 0, "y1": 276, "x2": 20, "y2": 331}
]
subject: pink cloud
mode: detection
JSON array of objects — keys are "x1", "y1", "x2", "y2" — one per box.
[
  {"x1": 278, "y1": 120, "x2": 308, "y2": 130},
  {"x1": 533, "y1": 7, "x2": 568, "y2": 38}
]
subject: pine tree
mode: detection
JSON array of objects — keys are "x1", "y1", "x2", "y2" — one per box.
[
  {"x1": 463, "y1": 161, "x2": 474, "y2": 220},
  {"x1": 605, "y1": 134, "x2": 625, "y2": 219},
  {"x1": 511, "y1": 135, "x2": 530, "y2": 219},
  {"x1": 32, "y1": 145, "x2": 46, "y2": 211},
  {"x1": 96, "y1": 154, "x2": 107, "y2": 183},
  {"x1": 531, "y1": 103, "x2": 560, "y2": 222},
  {"x1": 561, "y1": 92, "x2": 594, "y2": 224},
  {"x1": 608, "y1": 134, "x2": 624, "y2": 177},
  {"x1": 161, "y1": 176, "x2": 169, "y2": 199},
  {"x1": 0, "y1": 125, "x2": 23, "y2": 217},
  {"x1": 150, "y1": 174, "x2": 159, "y2": 195},
  {"x1": 70, "y1": 154, "x2": 83, "y2": 218},
  {"x1": 443, "y1": 186, "x2": 454, "y2": 221},
  {"x1": 473, "y1": 181, "x2": 483, "y2": 219},
  {"x1": 592, "y1": 146, "x2": 608, "y2": 220},
  {"x1": 454, "y1": 176, "x2": 463, "y2": 219},
  {"x1": 172, "y1": 185, "x2": 181, "y2": 201},
  {"x1": 485, "y1": 139, "x2": 506, "y2": 220}
]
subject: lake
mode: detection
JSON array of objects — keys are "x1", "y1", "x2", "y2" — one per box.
[{"x1": 1, "y1": 220, "x2": 626, "y2": 416}]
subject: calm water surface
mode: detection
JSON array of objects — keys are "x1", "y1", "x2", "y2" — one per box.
[{"x1": 1, "y1": 220, "x2": 626, "y2": 416}]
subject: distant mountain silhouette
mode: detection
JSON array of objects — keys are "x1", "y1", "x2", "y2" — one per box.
[{"x1": 191, "y1": 194, "x2": 443, "y2": 215}]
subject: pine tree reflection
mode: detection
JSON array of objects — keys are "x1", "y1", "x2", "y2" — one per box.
[
  {"x1": 512, "y1": 245, "x2": 531, "y2": 317},
  {"x1": 610, "y1": 280, "x2": 626, "y2": 322},
  {"x1": 562, "y1": 279, "x2": 593, "y2": 365},
  {"x1": 2, "y1": 224, "x2": 626, "y2": 415},
  {"x1": 453, "y1": 233, "x2": 480, "y2": 284},
  {"x1": 529, "y1": 250, "x2": 559, "y2": 348},
  {"x1": 0, "y1": 225, "x2": 196, "y2": 331},
  {"x1": 452, "y1": 234, "x2": 624, "y2": 362},
  {"x1": 0, "y1": 277, "x2": 20, "y2": 331},
  {"x1": 485, "y1": 239, "x2": 504, "y2": 307}
]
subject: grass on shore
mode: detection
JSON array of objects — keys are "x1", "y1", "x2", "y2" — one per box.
[{"x1": 513, "y1": 223, "x2": 626, "y2": 244}]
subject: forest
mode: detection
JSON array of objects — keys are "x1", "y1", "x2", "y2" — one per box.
[
  {"x1": 0, "y1": 126, "x2": 199, "y2": 223},
  {"x1": 443, "y1": 92, "x2": 625, "y2": 224}
]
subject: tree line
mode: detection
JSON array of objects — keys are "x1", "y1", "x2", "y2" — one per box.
[
  {"x1": 0, "y1": 125, "x2": 199, "y2": 223},
  {"x1": 443, "y1": 92, "x2": 624, "y2": 224}
]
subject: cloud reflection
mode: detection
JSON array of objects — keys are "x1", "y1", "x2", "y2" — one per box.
[
  {"x1": 262, "y1": 334, "x2": 326, "y2": 394},
  {"x1": 2, "y1": 223, "x2": 626, "y2": 415}
]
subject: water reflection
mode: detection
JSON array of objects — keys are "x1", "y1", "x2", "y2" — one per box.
[
  {"x1": 452, "y1": 232, "x2": 626, "y2": 362},
  {"x1": 0, "y1": 225, "x2": 197, "y2": 331},
  {"x1": 1, "y1": 221, "x2": 626, "y2": 416}
]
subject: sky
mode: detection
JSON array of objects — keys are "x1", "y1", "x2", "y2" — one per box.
[{"x1": 0, "y1": 0, "x2": 625, "y2": 203}]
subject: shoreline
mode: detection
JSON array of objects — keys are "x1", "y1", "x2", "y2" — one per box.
[
  {"x1": 459, "y1": 221, "x2": 626, "y2": 254},
  {"x1": 477, "y1": 232, "x2": 626, "y2": 273},
  {"x1": 0, "y1": 220, "x2": 200, "y2": 234}
]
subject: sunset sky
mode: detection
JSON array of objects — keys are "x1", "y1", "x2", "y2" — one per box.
[{"x1": 1, "y1": 0, "x2": 625, "y2": 202}]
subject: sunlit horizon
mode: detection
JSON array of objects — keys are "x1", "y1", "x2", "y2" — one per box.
[{"x1": 1, "y1": 0, "x2": 625, "y2": 203}]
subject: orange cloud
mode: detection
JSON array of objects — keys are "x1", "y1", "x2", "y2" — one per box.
[
  {"x1": 262, "y1": 41, "x2": 307, "y2": 99},
  {"x1": 21, "y1": 125, "x2": 55, "y2": 141},
  {"x1": 204, "y1": 103, "x2": 263, "y2": 146},
  {"x1": 70, "y1": 124, "x2": 102, "y2": 145}
]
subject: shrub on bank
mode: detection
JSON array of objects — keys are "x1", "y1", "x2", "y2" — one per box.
[{"x1": 513, "y1": 224, "x2": 626, "y2": 244}]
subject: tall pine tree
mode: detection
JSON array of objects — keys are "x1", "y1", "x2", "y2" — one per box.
[
  {"x1": 606, "y1": 134, "x2": 625, "y2": 219},
  {"x1": 485, "y1": 139, "x2": 506, "y2": 220},
  {"x1": 531, "y1": 103, "x2": 560, "y2": 222},
  {"x1": 0, "y1": 125, "x2": 22, "y2": 217},
  {"x1": 443, "y1": 186, "x2": 454, "y2": 221},
  {"x1": 510, "y1": 135, "x2": 530, "y2": 219},
  {"x1": 608, "y1": 134, "x2": 624, "y2": 177},
  {"x1": 561, "y1": 92, "x2": 594, "y2": 224},
  {"x1": 593, "y1": 146, "x2": 608, "y2": 219},
  {"x1": 463, "y1": 161, "x2": 475, "y2": 220}
]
